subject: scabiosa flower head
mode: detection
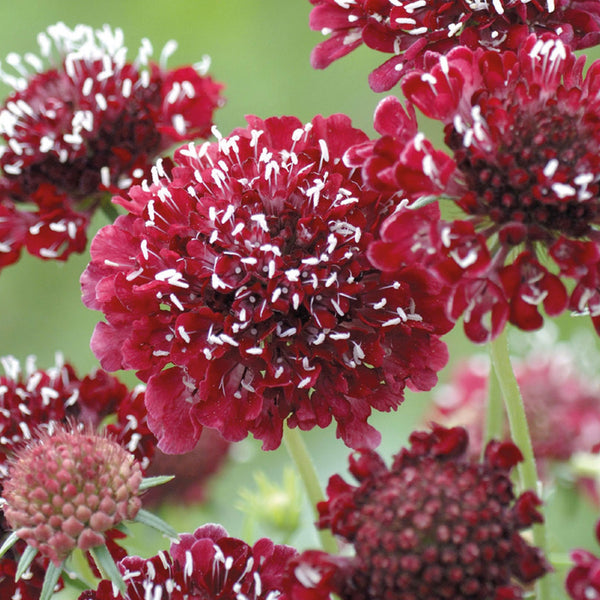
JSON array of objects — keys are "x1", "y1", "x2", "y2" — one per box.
[
  {"x1": 566, "y1": 520, "x2": 600, "y2": 600},
  {"x1": 358, "y1": 35, "x2": 600, "y2": 341},
  {"x1": 289, "y1": 425, "x2": 548, "y2": 600},
  {"x1": 81, "y1": 113, "x2": 452, "y2": 453},
  {"x1": 429, "y1": 347, "x2": 600, "y2": 472},
  {"x1": 79, "y1": 523, "x2": 297, "y2": 600},
  {"x1": 308, "y1": 0, "x2": 600, "y2": 91},
  {"x1": 2, "y1": 424, "x2": 142, "y2": 565},
  {"x1": 0, "y1": 22, "x2": 223, "y2": 268}
]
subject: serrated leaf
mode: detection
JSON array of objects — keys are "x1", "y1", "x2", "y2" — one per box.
[
  {"x1": 0, "y1": 532, "x2": 18, "y2": 558},
  {"x1": 40, "y1": 561, "x2": 63, "y2": 600},
  {"x1": 139, "y1": 474, "x2": 175, "y2": 491},
  {"x1": 133, "y1": 508, "x2": 178, "y2": 539},
  {"x1": 15, "y1": 545, "x2": 38, "y2": 581},
  {"x1": 90, "y1": 544, "x2": 126, "y2": 594}
]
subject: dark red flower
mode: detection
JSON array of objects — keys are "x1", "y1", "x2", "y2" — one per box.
[
  {"x1": 81, "y1": 113, "x2": 452, "y2": 453},
  {"x1": 0, "y1": 22, "x2": 223, "y2": 268},
  {"x1": 289, "y1": 425, "x2": 549, "y2": 600},
  {"x1": 79, "y1": 523, "x2": 297, "y2": 600},
  {"x1": 308, "y1": 0, "x2": 600, "y2": 91},
  {"x1": 358, "y1": 35, "x2": 600, "y2": 340},
  {"x1": 566, "y1": 521, "x2": 600, "y2": 600},
  {"x1": 429, "y1": 346, "x2": 600, "y2": 471}
]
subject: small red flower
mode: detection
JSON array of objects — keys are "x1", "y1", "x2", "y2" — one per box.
[
  {"x1": 79, "y1": 524, "x2": 297, "y2": 600},
  {"x1": 0, "y1": 22, "x2": 223, "y2": 269},
  {"x1": 308, "y1": 0, "x2": 600, "y2": 91},
  {"x1": 566, "y1": 521, "x2": 600, "y2": 600},
  {"x1": 358, "y1": 35, "x2": 600, "y2": 340},
  {"x1": 81, "y1": 113, "x2": 452, "y2": 453},
  {"x1": 289, "y1": 425, "x2": 549, "y2": 600}
]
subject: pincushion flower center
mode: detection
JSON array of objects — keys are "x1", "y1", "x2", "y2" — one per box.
[{"x1": 452, "y1": 99, "x2": 600, "y2": 240}]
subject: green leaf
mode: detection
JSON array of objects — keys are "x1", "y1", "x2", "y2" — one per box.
[
  {"x1": 133, "y1": 508, "x2": 178, "y2": 539},
  {"x1": 139, "y1": 474, "x2": 175, "y2": 491},
  {"x1": 15, "y1": 545, "x2": 38, "y2": 581},
  {"x1": 90, "y1": 544, "x2": 126, "y2": 594},
  {"x1": 0, "y1": 532, "x2": 19, "y2": 558},
  {"x1": 40, "y1": 561, "x2": 63, "y2": 600}
]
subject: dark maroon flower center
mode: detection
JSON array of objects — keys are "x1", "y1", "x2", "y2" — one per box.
[
  {"x1": 450, "y1": 99, "x2": 600, "y2": 241},
  {"x1": 344, "y1": 460, "x2": 518, "y2": 600}
]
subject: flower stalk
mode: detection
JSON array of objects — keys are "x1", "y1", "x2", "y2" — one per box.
[
  {"x1": 489, "y1": 327, "x2": 550, "y2": 599},
  {"x1": 282, "y1": 425, "x2": 337, "y2": 554}
]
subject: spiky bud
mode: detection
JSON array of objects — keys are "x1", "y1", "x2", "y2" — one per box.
[{"x1": 2, "y1": 425, "x2": 142, "y2": 565}]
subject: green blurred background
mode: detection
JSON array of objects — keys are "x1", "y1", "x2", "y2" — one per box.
[{"x1": 0, "y1": 2, "x2": 598, "y2": 598}]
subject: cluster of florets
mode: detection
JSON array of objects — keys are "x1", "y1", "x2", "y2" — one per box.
[
  {"x1": 82, "y1": 112, "x2": 452, "y2": 453},
  {"x1": 289, "y1": 425, "x2": 548, "y2": 600},
  {"x1": 354, "y1": 34, "x2": 600, "y2": 341},
  {"x1": 307, "y1": 0, "x2": 600, "y2": 91},
  {"x1": 2, "y1": 425, "x2": 143, "y2": 565},
  {"x1": 0, "y1": 22, "x2": 223, "y2": 270},
  {"x1": 78, "y1": 524, "x2": 297, "y2": 600}
]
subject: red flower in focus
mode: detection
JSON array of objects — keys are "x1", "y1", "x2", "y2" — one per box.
[
  {"x1": 143, "y1": 427, "x2": 230, "y2": 507},
  {"x1": 81, "y1": 113, "x2": 452, "y2": 453},
  {"x1": 358, "y1": 35, "x2": 600, "y2": 341},
  {"x1": 289, "y1": 425, "x2": 549, "y2": 600},
  {"x1": 79, "y1": 523, "x2": 297, "y2": 600},
  {"x1": 567, "y1": 521, "x2": 600, "y2": 600},
  {"x1": 0, "y1": 22, "x2": 223, "y2": 269},
  {"x1": 308, "y1": 0, "x2": 600, "y2": 91},
  {"x1": 429, "y1": 347, "x2": 600, "y2": 472}
]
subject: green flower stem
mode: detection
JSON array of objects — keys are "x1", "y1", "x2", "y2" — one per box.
[
  {"x1": 282, "y1": 426, "x2": 337, "y2": 554},
  {"x1": 489, "y1": 327, "x2": 550, "y2": 599},
  {"x1": 483, "y1": 361, "x2": 505, "y2": 449}
]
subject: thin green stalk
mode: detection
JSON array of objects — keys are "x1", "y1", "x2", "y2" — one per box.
[
  {"x1": 483, "y1": 364, "x2": 505, "y2": 449},
  {"x1": 489, "y1": 328, "x2": 550, "y2": 600},
  {"x1": 282, "y1": 426, "x2": 337, "y2": 554}
]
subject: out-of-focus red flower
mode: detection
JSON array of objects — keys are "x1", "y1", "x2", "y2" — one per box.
[
  {"x1": 430, "y1": 348, "x2": 600, "y2": 471},
  {"x1": 0, "y1": 22, "x2": 224, "y2": 269},
  {"x1": 307, "y1": 0, "x2": 600, "y2": 91},
  {"x1": 82, "y1": 113, "x2": 452, "y2": 453},
  {"x1": 143, "y1": 427, "x2": 230, "y2": 507}
]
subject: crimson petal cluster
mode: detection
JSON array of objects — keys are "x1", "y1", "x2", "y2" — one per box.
[
  {"x1": 356, "y1": 35, "x2": 600, "y2": 341},
  {"x1": 0, "y1": 22, "x2": 223, "y2": 269},
  {"x1": 567, "y1": 521, "x2": 600, "y2": 600},
  {"x1": 289, "y1": 425, "x2": 548, "y2": 600},
  {"x1": 81, "y1": 113, "x2": 452, "y2": 452},
  {"x1": 307, "y1": 0, "x2": 600, "y2": 91},
  {"x1": 79, "y1": 523, "x2": 297, "y2": 600}
]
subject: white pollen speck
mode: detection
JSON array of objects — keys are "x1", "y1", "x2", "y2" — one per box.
[
  {"x1": 543, "y1": 158, "x2": 559, "y2": 178},
  {"x1": 95, "y1": 93, "x2": 107, "y2": 111},
  {"x1": 297, "y1": 376, "x2": 312, "y2": 389}
]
